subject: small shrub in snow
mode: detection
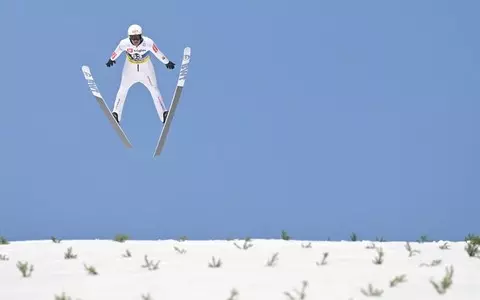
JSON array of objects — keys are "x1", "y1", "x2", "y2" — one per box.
[
  {"x1": 464, "y1": 234, "x2": 480, "y2": 245},
  {"x1": 417, "y1": 235, "x2": 429, "y2": 243},
  {"x1": 281, "y1": 230, "x2": 291, "y2": 240},
  {"x1": 0, "y1": 236, "x2": 9, "y2": 245},
  {"x1": 389, "y1": 274, "x2": 407, "y2": 287},
  {"x1": 0, "y1": 254, "x2": 8, "y2": 261},
  {"x1": 464, "y1": 235, "x2": 480, "y2": 257},
  {"x1": 84, "y1": 263, "x2": 98, "y2": 275},
  {"x1": 234, "y1": 237, "x2": 253, "y2": 250},
  {"x1": 142, "y1": 255, "x2": 160, "y2": 270},
  {"x1": 51, "y1": 236, "x2": 62, "y2": 243},
  {"x1": 350, "y1": 233, "x2": 358, "y2": 241},
  {"x1": 439, "y1": 242, "x2": 450, "y2": 250},
  {"x1": 360, "y1": 283, "x2": 383, "y2": 297},
  {"x1": 141, "y1": 293, "x2": 152, "y2": 300},
  {"x1": 114, "y1": 234, "x2": 129, "y2": 243},
  {"x1": 365, "y1": 242, "x2": 376, "y2": 249},
  {"x1": 464, "y1": 241, "x2": 479, "y2": 257},
  {"x1": 284, "y1": 280, "x2": 308, "y2": 300},
  {"x1": 208, "y1": 256, "x2": 222, "y2": 268},
  {"x1": 122, "y1": 249, "x2": 132, "y2": 258},
  {"x1": 316, "y1": 252, "x2": 329, "y2": 266},
  {"x1": 227, "y1": 289, "x2": 239, "y2": 300},
  {"x1": 430, "y1": 265, "x2": 454, "y2": 294},
  {"x1": 174, "y1": 246, "x2": 187, "y2": 254},
  {"x1": 301, "y1": 242, "x2": 312, "y2": 248},
  {"x1": 372, "y1": 247, "x2": 384, "y2": 265},
  {"x1": 17, "y1": 261, "x2": 34, "y2": 277},
  {"x1": 420, "y1": 259, "x2": 442, "y2": 267},
  {"x1": 178, "y1": 236, "x2": 188, "y2": 242},
  {"x1": 64, "y1": 247, "x2": 77, "y2": 259},
  {"x1": 266, "y1": 252, "x2": 279, "y2": 267},
  {"x1": 375, "y1": 236, "x2": 386, "y2": 242},
  {"x1": 405, "y1": 242, "x2": 420, "y2": 257}
]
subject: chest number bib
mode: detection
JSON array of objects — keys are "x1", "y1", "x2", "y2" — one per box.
[{"x1": 127, "y1": 48, "x2": 149, "y2": 64}]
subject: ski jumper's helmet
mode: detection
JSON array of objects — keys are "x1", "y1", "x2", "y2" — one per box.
[{"x1": 128, "y1": 24, "x2": 143, "y2": 43}]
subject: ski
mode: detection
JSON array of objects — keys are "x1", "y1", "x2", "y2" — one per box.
[
  {"x1": 81, "y1": 65, "x2": 133, "y2": 148},
  {"x1": 153, "y1": 46, "x2": 192, "y2": 157}
]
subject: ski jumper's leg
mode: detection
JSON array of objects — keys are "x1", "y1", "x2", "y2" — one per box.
[
  {"x1": 113, "y1": 61, "x2": 137, "y2": 121},
  {"x1": 141, "y1": 59, "x2": 168, "y2": 122}
]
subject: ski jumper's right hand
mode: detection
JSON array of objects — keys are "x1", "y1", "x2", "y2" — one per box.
[{"x1": 107, "y1": 43, "x2": 124, "y2": 67}]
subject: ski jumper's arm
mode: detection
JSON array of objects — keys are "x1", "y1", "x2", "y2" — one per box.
[
  {"x1": 110, "y1": 39, "x2": 128, "y2": 61},
  {"x1": 147, "y1": 38, "x2": 170, "y2": 65}
]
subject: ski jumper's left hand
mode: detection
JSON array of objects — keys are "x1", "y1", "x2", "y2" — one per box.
[
  {"x1": 148, "y1": 40, "x2": 175, "y2": 70},
  {"x1": 106, "y1": 59, "x2": 116, "y2": 67}
]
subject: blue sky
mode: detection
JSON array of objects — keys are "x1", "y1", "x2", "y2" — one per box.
[{"x1": 1, "y1": 0, "x2": 478, "y2": 242}]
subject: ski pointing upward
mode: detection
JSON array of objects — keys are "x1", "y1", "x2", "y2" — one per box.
[
  {"x1": 153, "y1": 46, "x2": 191, "y2": 157},
  {"x1": 81, "y1": 65, "x2": 133, "y2": 148}
]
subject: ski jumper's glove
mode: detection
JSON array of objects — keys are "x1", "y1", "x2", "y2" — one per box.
[
  {"x1": 106, "y1": 59, "x2": 116, "y2": 67},
  {"x1": 166, "y1": 61, "x2": 175, "y2": 69}
]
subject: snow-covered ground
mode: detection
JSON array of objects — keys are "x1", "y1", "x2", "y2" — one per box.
[{"x1": 0, "y1": 238, "x2": 478, "y2": 300}]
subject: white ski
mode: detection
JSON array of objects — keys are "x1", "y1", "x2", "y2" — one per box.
[
  {"x1": 153, "y1": 46, "x2": 192, "y2": 157},
  {"x1": 81, "y1": 65, "x2": 133, "y2": 148}
]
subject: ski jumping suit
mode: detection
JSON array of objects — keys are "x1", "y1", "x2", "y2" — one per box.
[{"x1": 109, "y1": 36, "x2": 172, "y2": 122}]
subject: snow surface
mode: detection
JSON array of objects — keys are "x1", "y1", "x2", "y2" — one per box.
[{"x1": 0, "y1": 239, "x2": 478, "y2": 299}]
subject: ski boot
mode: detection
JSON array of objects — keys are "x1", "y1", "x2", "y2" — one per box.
[
  {"x1": 112, "y1": 112, "x2": 119, "y2": 124},
  {"x1": 162, "y1": 110, "x2": 169, "y2": 124}
]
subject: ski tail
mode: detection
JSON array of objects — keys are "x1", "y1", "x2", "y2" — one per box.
[
  {"x1": 153, "y1": 47, "x2": 191, "y2": 157},
  {"x1": 81, "y1": 65, "x2": 133, "y2": 148}
]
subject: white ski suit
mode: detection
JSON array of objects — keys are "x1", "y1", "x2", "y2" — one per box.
[{"x1": 109, "y1": 36, "x2": 172, "y2": 122}]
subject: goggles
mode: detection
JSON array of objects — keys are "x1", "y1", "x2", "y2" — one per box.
[{"x1": 129, "y1": 34, "x2": 142, "y2": 41}]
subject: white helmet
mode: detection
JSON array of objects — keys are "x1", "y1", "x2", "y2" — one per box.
[{"x1": 127, "y1": 24, "x2": 142, "y2": 36}]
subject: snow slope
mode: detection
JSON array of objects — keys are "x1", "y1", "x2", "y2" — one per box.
[{"x1": 0, "y1": 239, "x2": 478, "y2": 300}]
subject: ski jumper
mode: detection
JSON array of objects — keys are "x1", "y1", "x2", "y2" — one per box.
[{"x1": 109, "y1": 36, "x2": 171, "y2": 122}]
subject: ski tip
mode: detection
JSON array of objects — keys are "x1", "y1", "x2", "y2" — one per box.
[
  {"x1": 82, "y1": 66, "x2": 93, "y2": 80},
  {"x1": 182, "y1": 47, "x2": 191, "y2": 64},
  {"x1": 81, "y1": 65, "x2": 92, "y2": 77}
]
